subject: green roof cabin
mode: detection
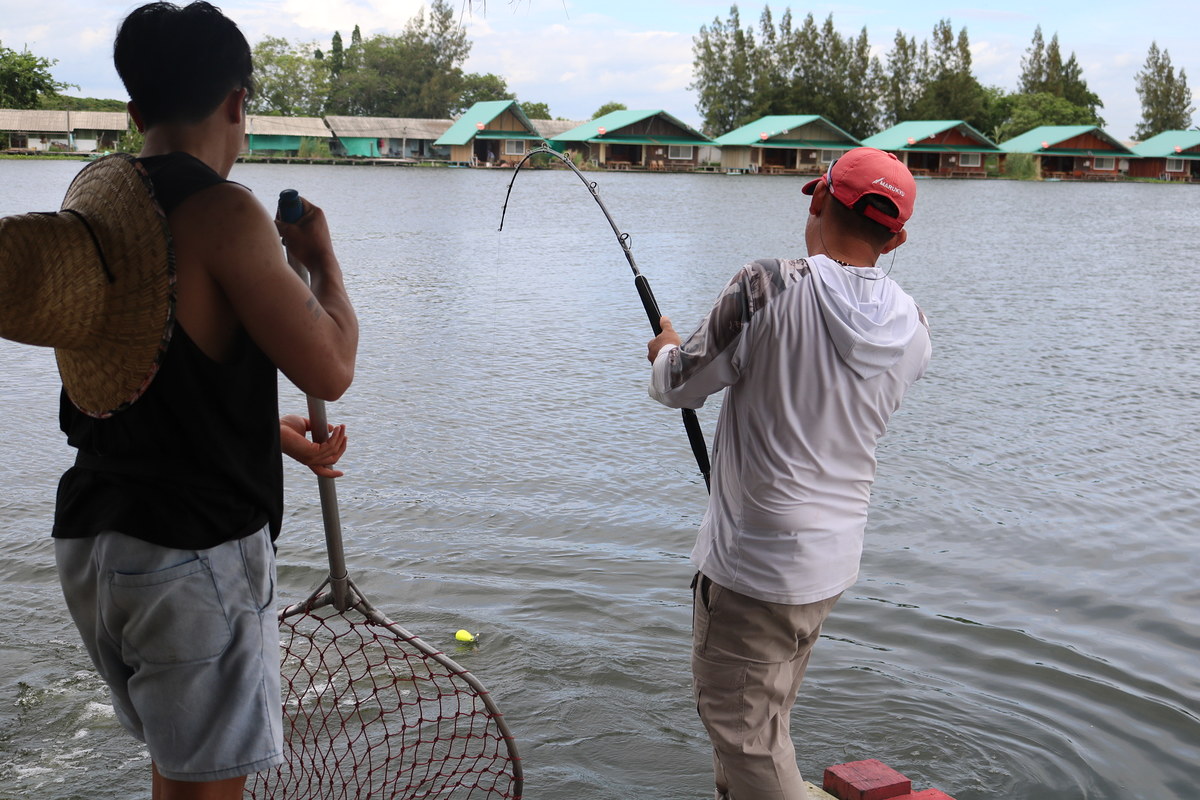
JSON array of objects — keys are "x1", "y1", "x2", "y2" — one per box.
[
  {"x1": 245, "y1": 115, "x2": 332, "y2": 156},
  {"x1": 860, "y1": 121, "x2": 1000, "y2": 177},
  {"x1": 325, "y1": 116, "x2": 453, "y2": 159},
  {"x1": 713, "y1": 115, "x2": 859, "y2": 174},
  {"x1": 1129, "y1": 130, "x2": 1200, "y2": 181},
  {"x1": 434, "y1": 100, "x2": 544, "y2": 166},
  {"x1": 552, "y1": 110, "x2": 712, "y2": 170},
  {"x1": 999, "y1": 125, "x2": 1134, "y2": 180}
]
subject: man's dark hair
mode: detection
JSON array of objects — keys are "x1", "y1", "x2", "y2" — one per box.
[
  {"x1": 114, "y1": 2, "x2": 254, "y2": 128},
  {"x1": 827, "y1": 193, "x2": 900, "y2": 249}
]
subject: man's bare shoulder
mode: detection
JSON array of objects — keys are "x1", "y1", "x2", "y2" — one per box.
[
  {"x1": 168, "y1": 181, "x2": 283, "y2": 274},
  {"x1": 170, "y1": 181, "x2": 271, "y2": 236}
]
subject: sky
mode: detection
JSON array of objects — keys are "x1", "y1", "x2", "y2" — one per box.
[{"x1": 1, "y1": 0, "x2": 1196, "y2": 142}]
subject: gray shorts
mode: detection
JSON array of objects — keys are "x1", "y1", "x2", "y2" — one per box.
[{"x1": 55, "y1": 527, "x2": 284, "y2": 782}]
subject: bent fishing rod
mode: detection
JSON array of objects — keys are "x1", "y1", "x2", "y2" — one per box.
[{"x1": 498, "y1": 143, "x2": 711, "y2": 492}]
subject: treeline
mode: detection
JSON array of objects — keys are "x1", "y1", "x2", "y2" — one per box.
[
  {"x1": 0, "y1": 42, "x2": 71, "y2": 108},
  {"x1": 250, "y1": 0, "x2": 546, "y2": 119},
  {"x1": 2, "y1": 40, "x2": 127, "y2": 112},
  {"x1": 6, "y1": 2, "x2": 1193, "y2": 142},
  {"x1": 691, "y1": 5, "x2": 1194, "y2": 141}
]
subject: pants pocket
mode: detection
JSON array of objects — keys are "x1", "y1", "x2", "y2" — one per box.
[{"x1": 108, "y1": 557, "x2": 232, "y2": 665}]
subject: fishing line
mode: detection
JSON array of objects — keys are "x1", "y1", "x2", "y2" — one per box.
[{"x1": 498, "y1": 143, "x2": 711, "y2": 491}]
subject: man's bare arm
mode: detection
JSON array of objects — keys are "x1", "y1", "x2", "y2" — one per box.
[{"x1": 183, "y1": 184, "x2": 358, "y2": 400}]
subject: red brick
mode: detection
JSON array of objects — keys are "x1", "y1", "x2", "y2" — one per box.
[
  {"x1": 822, "y1": 760, "x2": 912, "y2": 800},
  {"x1": 891, "y1": 790, "x2": 956, "y2": 800}
]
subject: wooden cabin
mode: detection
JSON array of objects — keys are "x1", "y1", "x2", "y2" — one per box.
[
  {"x1": 552, "y1": 110, "x2": 712, "y2": 170},
  {"x1": 0, "y1": 109, "x2": 128, "y2": 153},
  {"x1": 999, "y1": 125, "x2": 1134, "y2": 180},
  {"x1": 434, "y1": 101, "x2": 543, "y2": 166},
  {"x1": 66, "y1": 111, "x2": 129, "y2": 152},
  {"x1": 714, "y1": 115, "x2": 859, "y2": 174},
  {"x1": 531, "y1": 119, "x2": 584, "y2": 141},
  {"x1": 861, "y1": 121, "x2": 1000, "y2": 177},
  {"x1": 1129, "y1": 131, "x2": 1200, "y2": 181},
  {"x1": 325, "y1": 116, "x2": 452, "y2": 159},
  {"x1": 245, "y1": 115, "x2": 333, "y2": 156}
]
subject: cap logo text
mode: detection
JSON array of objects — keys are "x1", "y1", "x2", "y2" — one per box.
[{"x1": 871, "y1": 177, "x2": 905, "y2": 197}]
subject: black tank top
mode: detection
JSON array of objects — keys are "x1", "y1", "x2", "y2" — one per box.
[{"x1": 53, "y1": 153, "x2": 283, "y2": 548}]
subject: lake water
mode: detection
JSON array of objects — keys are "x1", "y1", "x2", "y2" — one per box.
[{"x1": 0, "y1": 158, "x2": 1197, "y2": 800}]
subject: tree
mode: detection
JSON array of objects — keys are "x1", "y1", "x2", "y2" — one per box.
[
  {"x1": 1134, "y1": 42, "x2": 1194, "y2": 139},
  {"x1": 1018, "y1": 26, "x2": 1046, "y2": 95},
  {"x1": 691, "y1": 7, "x2": 883, "y2": 137},
  {"x1": 837, "y1": 25, "x2": 885, "y2": 138},
  {"x1": 780, "y1": 13, "x2": 823, "y2": 122},
  {"x1": 520, "y1": 101, "x2": 551, "y2": 119},
  {"x1": 249, "y1": 37, "x2": 330, "y2": 116},
  {"x1": 0, "y1": 43, "x2": 71, "y2": 108},
  {"x1": 911, "y1": 20, "x2": 989, "y2": 131},
  {"x1": 882, "y1": 30, "x2": 927, "y2": 127},
  {"x1": 747, "y1": 6, "x2": 784, "y2": 121},
  {"x1": 962, "y1": 84, "x2": 1013, "y2": 144},
  {"x1": 327, "y1": 1, "x2": 472, "y2": 118},
  {"x1": 455, "y1": 72, "x2": 514, "y2": 114},
  {"x1": 690, "y1": 5, "x2": 757, "y2": 135},
  {"x1": 329, "y1": 31, "x2": 345, "y2": 77},
  {"x1": 996, "y1": 91, "x2": 1096, "y2": 141},
  {"x1": 1016, "y1": 27, "x2": 1103, "y2": 123},
  {"x1": 591, "y1": 101, "x2": 627, "y2": 119},
  {"x1": 1060, "y1": 52, "x2": 1103, "y2": 123},
  {"x1": 40, "y1": 94, "x2": 125, "y2": 111}
]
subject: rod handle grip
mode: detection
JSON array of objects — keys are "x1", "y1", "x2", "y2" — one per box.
[
  {"x1": 278, "y1": 189, "x2": 303, "y2": 223},
  {"x1": 635, "y1": 274, "x2": 663, "y2": 334}
]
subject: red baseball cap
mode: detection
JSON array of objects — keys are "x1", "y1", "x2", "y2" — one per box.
[{"x1": 802, "y1": 147, "x2": 916, "y2": 233}]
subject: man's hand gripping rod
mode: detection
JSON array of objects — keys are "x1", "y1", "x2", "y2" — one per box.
[{"x1": 499, "y1": 144, "x2": 712, "y2": 492}]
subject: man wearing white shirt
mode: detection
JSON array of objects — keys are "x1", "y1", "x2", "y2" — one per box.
[{"x1": 646, "y1": 147, "x2": 931, "y2": 800}]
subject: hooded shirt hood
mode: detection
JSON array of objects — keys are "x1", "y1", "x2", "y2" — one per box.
[{"x1": 808, "y1": 254, "x2": 923, "y2": 379}]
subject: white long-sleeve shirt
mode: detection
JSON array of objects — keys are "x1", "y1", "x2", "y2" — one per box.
[{"x1": 651, "y1": 255, "x2": 930, "y2": 605}]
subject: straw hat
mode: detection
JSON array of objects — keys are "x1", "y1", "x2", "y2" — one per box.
[{"x1": 0, "y1": 153, "x2": 175, "y2": 418}]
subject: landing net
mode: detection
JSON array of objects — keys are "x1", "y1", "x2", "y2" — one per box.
[{"x1": 246, "y1": 581, "x2": 523, "y2": 799}]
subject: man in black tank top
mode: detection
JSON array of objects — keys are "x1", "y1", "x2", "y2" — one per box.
[{"x1": 51, "y1": 4, "x2": 359, "y2": 798}]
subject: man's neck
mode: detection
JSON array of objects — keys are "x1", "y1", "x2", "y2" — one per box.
[
  {"x1": 139, "y1": 119, "x2": 237, "y2": 178},
  {"x1": 814, "y1": 237, "x2": 879, "y2": 268}
]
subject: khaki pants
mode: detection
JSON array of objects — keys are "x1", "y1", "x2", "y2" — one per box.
[{"x1": 692, "y1": 573, "x2": 841, "y2": 800}]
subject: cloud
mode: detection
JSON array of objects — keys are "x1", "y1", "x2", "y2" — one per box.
[
  {"x1": 238, "y1": 0, "x2": 426, "y2": 40},
  {"x1": 971, "y1": 38, "x2": 1022, "y2": 87},
  {"x1": 465, "y1": 15, "x2": 697, "y2": 122}
]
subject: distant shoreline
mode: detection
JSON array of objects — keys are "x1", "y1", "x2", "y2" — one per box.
[{"x1": 1, "y1": 150, "x2": 1194, "y2": 185}]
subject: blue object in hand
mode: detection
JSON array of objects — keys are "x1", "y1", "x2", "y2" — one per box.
[{"x1": 278, "y1": 189, "x2": 303, "y2": 223}]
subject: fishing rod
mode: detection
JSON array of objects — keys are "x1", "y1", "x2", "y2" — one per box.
[{"x1": 498, "y1": 143, "x2": 711, "y2": 492}]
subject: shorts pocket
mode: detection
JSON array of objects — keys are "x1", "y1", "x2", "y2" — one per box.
[
  {"x1": 240, "y1": 530, "x2": 276, "y2": 613},
  {"x1": 108, "y1": 557, "x2": 232, "y2": 665}
]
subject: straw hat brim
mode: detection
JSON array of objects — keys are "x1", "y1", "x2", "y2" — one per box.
[{"x1": 0, "y1": 153, "x2": 175, "y2": 417}]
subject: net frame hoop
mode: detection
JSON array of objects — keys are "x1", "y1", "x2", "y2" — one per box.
[{"x1": 278, "y1": 576, "x2": 525, "y2": 792}]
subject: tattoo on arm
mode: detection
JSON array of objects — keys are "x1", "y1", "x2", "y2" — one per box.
[{"x1": 306, "y1": 295, "x2": 323, "y2": 321}]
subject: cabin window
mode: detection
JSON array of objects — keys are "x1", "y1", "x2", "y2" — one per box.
[
  {"x1": 668, "y1": 145, "x2": 694, "y2": 160},
  {"x1": 504, "y1": 139, "x2": 526, "y2": 156},
  {"x1": 820, "y1": 148, "x2": 845, "y2": 163},
  {"x1": 1092, "y1": 156, "x2": 1115, "y2": 171},
  {"x1": 1166, "y1": 158, "x2": 1185, "y2": 172},
  {"x1": 958, "y1": 152, "x2": 981, "y2": 167}
]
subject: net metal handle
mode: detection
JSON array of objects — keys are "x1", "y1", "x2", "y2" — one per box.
[{"x1": 279, "y1": 189, "x2": 351, "y2": 611}]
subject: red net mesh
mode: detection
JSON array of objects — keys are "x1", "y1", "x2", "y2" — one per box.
[{"x1": 246, "y1": 595, "x2": 522, "y2": 799}]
